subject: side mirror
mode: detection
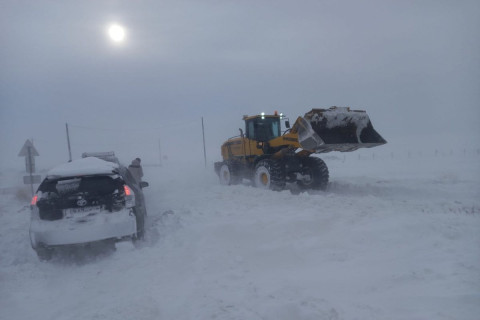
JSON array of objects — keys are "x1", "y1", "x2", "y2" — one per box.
[
  {"x1": 285, "y1": 121, "x2": 290, "y2": 129},
  {"x1": 140, "y1": 181, "x2": 149, "y2": 188}
]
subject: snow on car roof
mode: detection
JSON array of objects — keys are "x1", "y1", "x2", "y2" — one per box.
[{"x1": 47, "y1": 157, "x2": 119, "y2": 178}]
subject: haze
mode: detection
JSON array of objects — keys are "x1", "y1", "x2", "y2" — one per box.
[{"x1": 1, "y1": 0, "x2": 479, "y2": 169}]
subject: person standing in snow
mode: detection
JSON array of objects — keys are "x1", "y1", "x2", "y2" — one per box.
[{"x1": 128, "y1": 157, "x2": 144, "y2": 184}]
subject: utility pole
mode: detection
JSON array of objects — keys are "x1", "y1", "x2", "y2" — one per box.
[
  {"x1": 65, "y1": 123, "x2": 72, "y2": 162},
  {"x1": 202, "y1": 117, "x2": 207, "y2": 168},
  {"x1": 158, "y1": 138, "x2": 162, "y2": 167}
]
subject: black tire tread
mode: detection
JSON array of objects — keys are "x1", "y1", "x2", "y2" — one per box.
[
  {"x1": 255, "y1": 159, "x2": 286, "y2": 191},
  {"x1": 298, "y1": 157, "x2": 329, "y2": 190},
  {"x1": 227, "y1": 160, "x2": 242, "y2": 185},
  {"x1": 35, "y1": 247, "x2": 53, "y2": 261}
]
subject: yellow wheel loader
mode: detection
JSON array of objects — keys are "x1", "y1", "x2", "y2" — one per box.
[{"x1": 214, "y1": 107, "x2": 387, "y2": 191}]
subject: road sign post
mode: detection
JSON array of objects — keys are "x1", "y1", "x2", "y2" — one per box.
[
  {"x1": 25, "y1": 156, "x2": 35, "y2": 173},
  {"x1": 18, "y1": 139, "x2": 40, "y2": 197},
  {"x1": 23, "y1": 175, "x2": 41, "y2": 184}
]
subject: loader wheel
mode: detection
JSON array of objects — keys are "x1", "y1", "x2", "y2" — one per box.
[
  {"x1": 219, "y1": 163, "x2": 240, "y2": 185},
  {"x1": 297, "y1": 157, "x2": 329, "y2": 191},
  {"x1": 254, "y1": 159, "x2": 286, "y2": 191}
]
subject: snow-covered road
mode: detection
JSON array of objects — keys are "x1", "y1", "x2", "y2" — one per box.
[{"x1": 1, "y1": 152, "x2": 479, "y2": 320}]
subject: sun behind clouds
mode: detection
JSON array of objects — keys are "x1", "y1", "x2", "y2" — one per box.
[{"x1": 107, "y1": 23, "x2": 126, "y2": 44}]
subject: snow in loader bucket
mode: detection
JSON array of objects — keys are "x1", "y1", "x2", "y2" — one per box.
[{"x1": 297, "y1": 107, "x2": 387, "y2": 153}]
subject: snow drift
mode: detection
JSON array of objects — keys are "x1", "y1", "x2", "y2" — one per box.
[{"x1": 0, "y1": 150, "x2": 479, "y2": 320}]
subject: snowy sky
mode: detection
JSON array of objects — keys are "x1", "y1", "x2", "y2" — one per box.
[{"x1": 1, "y1": 0, "x2": 479, "y2": 169}]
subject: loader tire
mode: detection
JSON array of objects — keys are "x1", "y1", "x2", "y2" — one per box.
[
  {"x1": 297, "y1": 157, "x2": 329, "y2": 191},
  {"x1": 219, "y1": 163, "x2": 241, "y2": 185},
  {"x1": 254, "y1": 159, "x2": 286, "y2": 191}
]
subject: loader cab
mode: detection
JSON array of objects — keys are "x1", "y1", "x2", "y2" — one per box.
[{"x1": 244, "y1": 115, "x2": 281, "y2": 142}]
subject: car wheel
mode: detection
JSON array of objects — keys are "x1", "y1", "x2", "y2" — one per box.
[
  {"x1": 133, "y1": 208, "x2": 145, "y2": 240},
  {"x1": 35, "y1": 247, "x2": 53, "y2": 261}
]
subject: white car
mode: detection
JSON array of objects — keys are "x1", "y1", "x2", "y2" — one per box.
[{"x1": 29, "y1": 157, "x2": 148, "y2": 260}]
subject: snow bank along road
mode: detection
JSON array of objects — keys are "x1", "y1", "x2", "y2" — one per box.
[{"x1": 1, "y1": 152, "x2": 479, "y2": 320}]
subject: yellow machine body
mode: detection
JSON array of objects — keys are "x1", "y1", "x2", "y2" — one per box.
[{"x1": 215, "y1": 107, "x2": 386, "y2": 191}]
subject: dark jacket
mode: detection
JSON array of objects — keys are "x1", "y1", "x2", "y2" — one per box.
[{"x1": 128, "y1": 159, "x2": 143, "y2": 183}]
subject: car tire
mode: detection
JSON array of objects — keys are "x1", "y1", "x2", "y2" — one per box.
[
  {"x1": 35, "y1": 247, "x2": 53, "y2": 261},
  {"x1": 133, "y1": 208, "x2": 145, "y2": 240}
]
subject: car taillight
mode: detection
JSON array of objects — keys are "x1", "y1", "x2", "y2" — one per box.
[
  {"x1": 124, "y1": 185, "x2": 135, "y2": 208},
  {"x1": 31, "y1": 195, "x2": 38, "y2": 206}
]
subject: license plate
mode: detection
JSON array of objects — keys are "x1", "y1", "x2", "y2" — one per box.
[{"x1": 64, "y1": 206, "x2": 102, "y2": 217}]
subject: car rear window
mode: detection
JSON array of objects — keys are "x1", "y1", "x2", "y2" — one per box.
[{"x1": 39, "y1": 175, "x2": 124, "y2": 197}]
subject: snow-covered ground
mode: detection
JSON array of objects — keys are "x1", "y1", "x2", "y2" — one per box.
[{"x1": 1, "y1": 150, "x2": 479, "y2": 320}]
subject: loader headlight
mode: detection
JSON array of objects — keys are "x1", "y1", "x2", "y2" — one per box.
[{"x1": 261, "y1": 112, "x2": 265, "y2": 119}]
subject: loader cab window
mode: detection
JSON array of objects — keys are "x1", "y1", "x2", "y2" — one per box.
[{"x1": 245, "y1": 117, "x2": 281, "y2": 142}]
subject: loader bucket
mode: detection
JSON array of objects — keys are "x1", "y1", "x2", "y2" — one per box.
[{"x1": 297, "y1": 107, "x2": 387, "y2": 153}]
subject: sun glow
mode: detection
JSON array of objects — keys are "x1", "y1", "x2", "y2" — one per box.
[{"x1": 107, "y1": 24, "x2": 126, "y2": 43}]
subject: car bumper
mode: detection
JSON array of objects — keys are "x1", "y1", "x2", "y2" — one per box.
[{"x1": 30, "y1": 209, "x2": 137, "y2": 247}]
